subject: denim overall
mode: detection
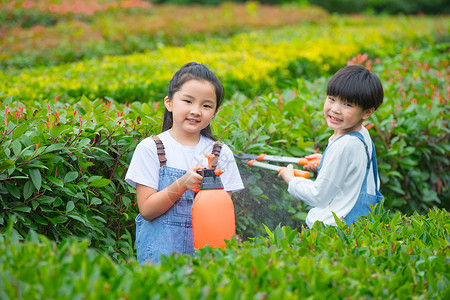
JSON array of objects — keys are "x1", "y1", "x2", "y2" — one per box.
[
  {"x1": 135, "y1": 166, "x2": 195, "y2": 264},
  {"x1": 135, "y1": 137, "x2": 222, "y2": 264},
  {"x1": 318, "y1": 131, "x2": 383, "y2": 224}
]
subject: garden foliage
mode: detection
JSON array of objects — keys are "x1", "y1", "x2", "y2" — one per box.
[
  {"x1": 1, "y1": 44, "x2": 448, "y2": 259},
  {"x1": 0, "y1": 4, "x2": 448, "y2": 290},
  {"x1": 1, "y1": 15, "x2": 448, "y2": 102},
  {"x1": 1, "y1": 205, "x2": 449, "y2": 298},
  {"x1": 307, "y1": 0, "x2": 450, "y2": 14},
  {"x1": 0, "y1": 1, "x2": 328, "y2": 69}
]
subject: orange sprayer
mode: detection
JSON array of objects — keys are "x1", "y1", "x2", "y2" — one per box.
[{"x1": 192, "y1": 155, "x2": 235, "y2": 249}]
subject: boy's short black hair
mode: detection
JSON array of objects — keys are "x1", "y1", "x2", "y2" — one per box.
[{"x1": 327, "y1": 65, "x2": 384, "y2": 110}]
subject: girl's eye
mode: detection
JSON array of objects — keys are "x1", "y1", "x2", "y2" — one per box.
[
  {"x1": 183, "y1": 100, "x2": 192, "y2": 104},
  {"x1": 327, "y1": 97, "x2": 335, "y2": 101},
  {"x1": 344, "y1": 103, "x2": 352, "y2": 107},
  {"x1": 203, "y1": 105, "x2": 213, "y2": 109}
]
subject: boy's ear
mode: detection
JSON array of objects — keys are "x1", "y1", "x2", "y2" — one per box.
[
  {"x1": 362, "y1": 107, "x2": 375, "y2": 120},
  {"x1": 164, "y1": 96, "x2": 172, "y2": 112}
]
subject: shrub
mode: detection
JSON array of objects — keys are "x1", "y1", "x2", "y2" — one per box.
[
  {"x1": 0, "y1": 2, "x2": 328, "y2": 69},
  {"x1": 1, "y1": 15, "x2": 447, "y2": 102},
  {"x1": 0, "y1": 96, "x2": 159, "y2": 260},
  {"x1": 1, "y1": 44, "x2": 448, "y2": 261},
  {"x1": 304, "y1": 0, "x2": 450, "y2": 14},
  {"x1": 1, "y1": 205, "x2": 449, "y2": 298}
]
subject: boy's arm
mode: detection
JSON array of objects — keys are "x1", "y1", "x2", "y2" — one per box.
[
  {"x1": 303, "y1": 153, "x2": 322, "y2": 172},
  {"x1": 284, "y1": 139, "x2": 366, "y2": 208}
]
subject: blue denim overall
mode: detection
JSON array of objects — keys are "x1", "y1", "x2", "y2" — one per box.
[
  {"x1": 135, "y1": 137, "x2": 223, "y2": 264},
  {"x1": 135, "y1": 166, "x2": 195, "y2": 264},
  {"x1": 318, "y1": 131, "x2": 383, "y2": 224}
]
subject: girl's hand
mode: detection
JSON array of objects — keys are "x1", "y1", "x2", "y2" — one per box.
[
  {"x1": 182, "y1": 165, "x2": 204, "y2": 193},
  {"x1": 279, "y1": 164, "x2": 295, "y2": 184},
  {"x1": 303, "y1": 153, "x2": 322, "y2": 172}
]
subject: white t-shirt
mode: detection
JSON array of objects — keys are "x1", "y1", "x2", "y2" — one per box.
[
  {"x1": 125, "y1": 130, "x2": 244, "y2": 193},
  {"x1": 288, "y1": 126, "x2": 380, "y2": 228}
]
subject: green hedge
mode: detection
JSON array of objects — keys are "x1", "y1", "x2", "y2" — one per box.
[
  {"x1": 307, "y1": 0, "x2": 450, "y2": 14},
  {"x1": 148, "y1": 0, "x2": 450, "y2": 14},
  {"x1": 2, "y1": 15, "x2": 447, "y2": 102},
  {"x1": 0, "y1": 95, "x2": 156, "y2": 260},
  {"x1": 1, "y1": 44, "x2": 448, "y2": 260},
  {"x1": 0, "y1": 2, "x2": 328, "y2": 69},
  {"x1": 1, "y1": 205, "x2": 449, "y2": 298}
]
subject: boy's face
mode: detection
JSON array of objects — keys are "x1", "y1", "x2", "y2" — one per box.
[{"x1": 323, "y1": 96, "x2": 374, "y2": 138}]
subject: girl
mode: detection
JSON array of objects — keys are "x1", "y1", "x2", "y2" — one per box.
[{"x1": 126, "y1": 62, "x2": 244, "y2": 264}]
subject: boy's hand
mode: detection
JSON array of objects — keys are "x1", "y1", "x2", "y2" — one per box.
[
  {"x1": 303, "y1": 153, "x2": 322, "y2": 172},
  {"x1": 279, "y1": 164, "x2": 295, "y2": 184},
  {"x1": 182, "y1": 165, "x2": 204, "y2": 193}
]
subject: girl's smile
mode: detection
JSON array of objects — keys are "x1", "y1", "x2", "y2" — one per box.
[{"x1": 164, "y1": 79, "x2": 217, "y2": 145}]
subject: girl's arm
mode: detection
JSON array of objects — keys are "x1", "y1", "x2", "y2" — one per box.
[{"x1": 136, "y1": 165, "x2": 204, "y2": 220}]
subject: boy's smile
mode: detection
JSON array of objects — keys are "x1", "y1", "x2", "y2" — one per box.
[{"x1": 324, "y1": 96, "x2": 374, "y2": 139}]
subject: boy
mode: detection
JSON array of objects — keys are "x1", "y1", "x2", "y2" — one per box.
[{"x1": 279, "y1": 65, "x2": 384, "y2": 227}]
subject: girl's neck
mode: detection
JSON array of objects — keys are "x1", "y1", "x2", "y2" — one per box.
[{"x1": 168, "y1": 128, "x2": 201, "y2": 146}]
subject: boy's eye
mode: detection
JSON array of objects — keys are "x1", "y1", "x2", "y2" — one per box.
[
  {"x1": 344, "y1": 103, "x2": 352, "y2": 107},
  {"x1": 327, "y1": 96, "x2": 335, "y2": 101},
  {"x1": 203, "y1": 104, "x2": 213, "y2": 109},
  {"x1": 183, "y1": 100, "x2": 192, "y2": 104}
]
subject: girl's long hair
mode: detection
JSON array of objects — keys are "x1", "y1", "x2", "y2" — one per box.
[{"x1": 162, "y1": 62, "x2": 224, "y2": 141}]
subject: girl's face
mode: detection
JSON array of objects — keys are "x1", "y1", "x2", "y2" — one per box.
[
  {"x1": 323, "y1": 96, "x2": 374, "y2": 139},
  {"x1": 164, "y1": 79, "x2": 217, "y2": 142}
]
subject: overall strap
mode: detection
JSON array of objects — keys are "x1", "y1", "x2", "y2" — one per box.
[
  {"x1": 211, "y1": 141, "x2": 223, "y2": 169},
  {"x1": 345, "y1": 131, "x2": 370, "y2": 169},
  {"x1": 151, "y1": 136, "x2": 167, "y2": 167},
  {"x1": 318, "y1": 131, "x2": 370, "y2": 171}
]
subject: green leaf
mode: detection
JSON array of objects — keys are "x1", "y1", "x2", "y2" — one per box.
[
  {"x1": 12, "y1": 123, "x2": 28, "y2": 140},
  {"x1": 38, "y1": 195, "x2": 55, "y2": 205},
  {"x1": 332, "y1": 211, "x2": 347, "y2": 229},
  {"x1": 6, "y1": 183, "x2": 21, "y2": 199},
  {"x1": 11, "y1": 140, "x2": 22, "y2": 157},
  {"x1": 50, "y1": 124, "x2": 68, "y2": 139},
  {"x1": 43, "y1": 143, "x2": 65, "y2": 154},
  {"x1": 68, "y1": 213, "x2": 86, "y2": 224},
  {"x1": 66, "y1": 201, "x2": 75, "y2": 213},
  {"x1": 29, "y1": 168, "x2": 42, "y2": 191},
  {"x1": 90, "y1": 197, "x2": 102, "y2": 205},
  {"x1": 78, "y1": 138, "x2": 91, "y2": 148},
  {"x1": 48, "y1": 215, "x2": 68, "y2": 225},
  {"x1": 23, "y1": 181, "x2": 34, "y2": 200},
  {"x1": 89, "y1": 178, "x2": 111, "y2": 188},
  {"x1": 0, "y1": 159, "x2": 14, "y2": 171},
  {"x1": 13, "y1": 206, "x2": 31, "y2": 213},
  {"x1": 46, "y1": 175, "x2": 64, "y2": 187},
  {"x1": 64, "y1": 171, "x2": 79, "y2": 183},
  {"x1": 88, "y1": 175, "x2": 103, "y2": 183},
  {"x1": 75, "y1": 105, "x2": 86, "y2": 117},
  {"x1": 32, "y1": 214, "x2": 48, "y2": 225}
]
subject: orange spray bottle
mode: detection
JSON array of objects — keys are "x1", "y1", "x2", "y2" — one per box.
[{"x1": 192, "y1": 154, "x2": 235, "y2": 249}]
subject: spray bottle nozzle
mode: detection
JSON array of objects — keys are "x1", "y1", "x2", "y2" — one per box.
[
  {"x1": 205, "y1": 154, "x2": 215, "y2": 169},
  {"x1": 194, "y1": 155, "x2": 224, "y2": 190}
]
